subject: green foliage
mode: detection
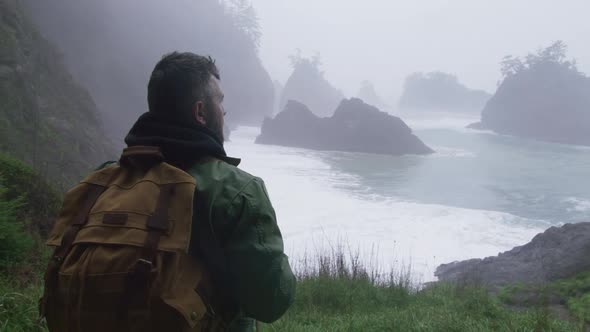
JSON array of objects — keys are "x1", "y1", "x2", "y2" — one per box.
[
  {"x1": 0, "y1": 277, "x2": 47, "y2": 332},
  {"x1": 0, "y1": 153, "x2": 61, "y2": 235},
  {"x1": 268, "y1": 281, "x2": 578, "y2": 332},
  {"x1": 497, "y1": 282, "x2": 528, "y2": 305},
  {"x1": 568, "y1": 294, "x2": 590, "y2": 326},
  {"x1": 0, "y1": 156, "x2": 52, "y2": 330},
  {"x1": 500, "y1": 41, "x2": 579, "y2": 78},
  {"x1": 265, "y1": 249, "x2": 580, "y2": 331},
  {"x1": 0, "y1": 183, "x2": 34, "y2": 270},
  {"x1": 498, "y1": 272, "x2": 590, "y2": 328},
  {"x1": 0, "y1": 0, "x2": 115, "y2": 190},
  {"x1": 553, "y1": 272, "x2": 590, "y2": 324},
  {"x1": 552, "y1": 272, "x2": 590, "y2": 299}
]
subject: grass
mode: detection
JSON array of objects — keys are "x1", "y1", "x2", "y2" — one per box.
[
  {"x1": 0, "y1": 277, "x2": 47, "y2": 332},
  {"x1": 0, "y1": 242, "x2": 585, "y2": 331},
  {"x1": 0, "y1": 156, "x2": 53, "y2": 331},
  {"x1": 0, "y1": 230, "x2": 50, "y2": 332},
  {"x1": 553, "y1": 272, "x2": 590, "y2": 324},
  {"x1": 0, "y1": 238, "x2": 585, "y2": 331},
  {"x1": 0, "y1": 249, "x2": 585, "y2": 332},
  {"x1": 263, "y1": 247, "x2": 583, "y2": 331},
  {"x1": 0, "y1": 227, "x2": 51, "y2": 332},
  {"x1": 266, "y1": 285, "x2": 578, "y2": 331},
  {"x1": 499, "y1": 272, "x2": 590, "y2": 329}
]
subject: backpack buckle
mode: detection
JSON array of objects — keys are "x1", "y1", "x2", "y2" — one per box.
[{"x1": 137, "y1": 258, "x2": 153, "y2": 268}]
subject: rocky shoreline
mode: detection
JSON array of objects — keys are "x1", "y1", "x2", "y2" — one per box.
[{"x1": 435, "y1": 222, "x2": 590, "y2": 288}]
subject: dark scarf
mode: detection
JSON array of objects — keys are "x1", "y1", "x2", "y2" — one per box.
[{"x1": 125, "y1": 112, "x2": 240, "y2": 168}]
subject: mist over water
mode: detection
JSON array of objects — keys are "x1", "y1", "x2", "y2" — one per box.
[
  {"x1": 226, "y1": 114, "x2": 590, "y2": 281},
  {"x1": 13, "y1": 0, "x2": 589, "y2": 284}
]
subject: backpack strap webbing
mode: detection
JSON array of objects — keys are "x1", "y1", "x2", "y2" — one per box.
[
  {"x1": 119, "y1": 145, "x2": 164, "y2": 168},
  {"x1": 41, "y1": 184, "x2": 107, "y2": 316},
  {"x1": 118, "y1": 183, "x2": 175, "y2": 321}
]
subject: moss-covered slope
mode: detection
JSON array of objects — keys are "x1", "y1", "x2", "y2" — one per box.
[{"x1": 0, "y1": 0, "x2": 115, "y2": 190}]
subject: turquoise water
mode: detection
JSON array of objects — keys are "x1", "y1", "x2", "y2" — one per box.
[
  {"x1": 225, "y1": 117, "x2": 590, "y2": 281},
  {"x1": 320, "y1": 127, "x2": 590, "y2": 225}
]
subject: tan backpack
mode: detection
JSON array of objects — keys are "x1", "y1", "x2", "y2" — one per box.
[{"x1": 40, "y1": 146, "x2": 227, "y2": 332}]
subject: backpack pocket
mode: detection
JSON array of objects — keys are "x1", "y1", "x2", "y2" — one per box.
[{"x1": 162, "y1": 287, "x2": 207, "y2": 328}]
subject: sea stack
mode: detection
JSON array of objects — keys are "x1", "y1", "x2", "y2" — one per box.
[
  {"x1": 256, "y1": 98, "x2": 434, "y2": 156},
  {"x1": 468, "y1": 42, "x2": 590, "y2": 146}
]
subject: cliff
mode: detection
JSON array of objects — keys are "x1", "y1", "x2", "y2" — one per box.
[
  {"x1": 0, "y1": 0, "x2": 114, "y2": 189},
  {"x1": 23, "y1": 0, "x2": 275, "y2": 141}
]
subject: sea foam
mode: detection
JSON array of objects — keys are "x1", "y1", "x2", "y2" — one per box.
[{"x1": 226, "y1": 126, "x2": 546, "y2": 281}]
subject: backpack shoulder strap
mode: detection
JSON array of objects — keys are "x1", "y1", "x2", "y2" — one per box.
[{"x1": 41, "y1": 182, "x2": 108, "y2": 316}]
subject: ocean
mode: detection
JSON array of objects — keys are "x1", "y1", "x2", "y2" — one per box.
[{"x1": 224, "y1": 113, "x2": 590, "y2": 281}]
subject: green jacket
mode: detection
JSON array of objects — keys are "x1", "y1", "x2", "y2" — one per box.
[{"x1": 187, "y1": 158, "x2": 295, "y2": 330}]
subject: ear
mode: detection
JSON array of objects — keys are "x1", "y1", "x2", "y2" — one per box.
[{"x1": 192, "y1": 101, "x2": 206, "y2": 125}]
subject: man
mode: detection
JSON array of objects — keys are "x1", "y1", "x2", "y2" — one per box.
[
  {"x1": 129, "y1": 52, "x2": 296, "y2": 329},
  {"x1": 42, "y1": 52, "x2": 295, "y2": 331}
]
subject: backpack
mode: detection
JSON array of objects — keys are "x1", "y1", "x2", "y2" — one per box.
[{"x1": 40, "y1": 146, "x2": 227, "y2": 331}]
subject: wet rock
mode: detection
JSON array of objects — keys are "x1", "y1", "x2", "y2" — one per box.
[
  {"x1": 256, "y1": 98, "x2": 434, "y2": 156},
  {"x1": 435, "y1": 222, "x2": 590, "y2": 288}
]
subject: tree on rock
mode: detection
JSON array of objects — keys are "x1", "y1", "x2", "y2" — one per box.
[
  {"x1": 398, "y1": 72, "x2": 490, "y2": 112},
  {"x1": 471, "y1": 41, "x2": 590, "y2": 146},
  {"x1": 280, "y1": 51, "x2": 344, "y2": 117}
]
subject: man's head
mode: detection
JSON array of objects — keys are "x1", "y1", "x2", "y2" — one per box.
[{"x1": 147, "y1": 52, "x2": 225, "y2": 141}]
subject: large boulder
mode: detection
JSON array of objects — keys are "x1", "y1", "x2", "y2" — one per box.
[
  {"x1": 469, "y1": 42, "x2": 590, "y2": 146},
  {"x1": 256, "y1": 98, "x2": 434, "y2": 155},
  {"x1": 399, "y1": 72, "x2": 491, "y2": 113},
  {"x1": 435, "y1": 222, "x2": 590, "y2": 288}
]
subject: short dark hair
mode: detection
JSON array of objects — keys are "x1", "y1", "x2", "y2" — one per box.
[{"x1": 147, "y1": 52, "x2": 220, "y2": 119}]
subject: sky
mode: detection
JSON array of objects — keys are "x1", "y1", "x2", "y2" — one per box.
[{"x1": 250, "y1": 0, "x2": 590, "y2": 105}]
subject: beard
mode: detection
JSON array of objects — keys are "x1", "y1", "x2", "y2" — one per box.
[{"x1": 204, "y1": 106, "x2": 225, "y2": 143}]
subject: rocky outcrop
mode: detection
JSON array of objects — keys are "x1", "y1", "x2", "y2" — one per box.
[
  {"x1": 357, "y1": 80, "x2": 389, "y2": 111},
  {"x1": 399, "y1": 71, "x2": 490, "y2": 112},
  {"x1": 469, "y1": 42, "x2": 590, "y2": 146},
  {"x1": 435, "y1": 222, "x2": 590, "y2": 288},
  {"x1": 273, "y1": 80, "x2": 284, "y2": 116},
  {"x1": 280, "y1": 56, "x2": 344, "y2": 117},
  {"x1": 256, "y1": 98, "x2": 434, "y2": 155}
]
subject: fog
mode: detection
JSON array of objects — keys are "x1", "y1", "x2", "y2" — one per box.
[
  {"x1": 4, "y1": 1, "x2": 590, "y2": 325},
  {"x1": 252, "y1": 0, "x2": 590, "y2": 103},
  {"x1": 24, "y1": 0, "x2": 274, "y2": 141}
]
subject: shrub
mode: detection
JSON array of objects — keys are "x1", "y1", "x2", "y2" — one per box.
[
  {"x1": 0, "y1": 182, "x2": 34, "y2": 270},
  {"x1": 0, "y1": 153, "x2": 61, "y2": 236}
]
